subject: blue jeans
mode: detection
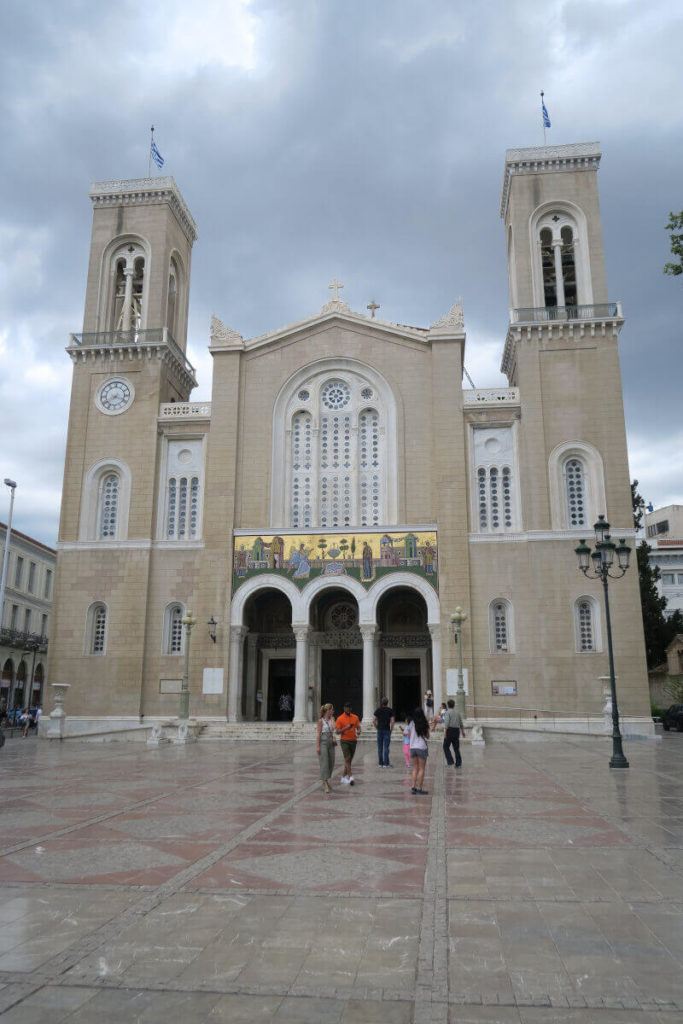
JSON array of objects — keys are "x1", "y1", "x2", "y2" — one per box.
[{"x1": 377, "y1": 729, "x2": 391, "y2": 765}]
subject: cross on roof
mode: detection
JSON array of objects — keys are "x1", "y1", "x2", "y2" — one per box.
[
  {"x1": 328, "y1": 278, "x2": 344, "y2": 300},
  {"x1": 367, "y1": 300, "x2": 380, "y2": 318}
]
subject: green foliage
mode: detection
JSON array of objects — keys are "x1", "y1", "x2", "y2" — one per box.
[
  {"x1": 664, "y1": 210, "x2": 683, "y2": 277},
  {"x1": 650, "y1": 697, "x2": 665, "y2": 719},
  {"x1": 632, "y1": 480, "x2": 683, "y2": 667}
]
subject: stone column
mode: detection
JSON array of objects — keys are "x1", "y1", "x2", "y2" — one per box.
[
  {"x1": 293, "y1": 625, "x2": 310, "y2": 724},
  {"x1": 360, "y1": 624, "x2": 378, "y2": 725},
  {"x1": 121, "y1": 266, "x2": 135, "y2": 331},
  {"x1": 429, "y1": 622, "x2": 443, "y2": 710},
  {"x1": 552, "y1": 242, "x2": 565, "y2": 308},
  {"x1": 227, "y1": 626, "x2": 246, "y2": 723},
  {"x1": 245, "y1": 633, "x2": 259, "y2": 720}
]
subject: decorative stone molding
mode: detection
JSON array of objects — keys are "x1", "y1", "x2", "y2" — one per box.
[
  {"x1": 320, "y1": 297, "x2": 352, "y2": 315},
  {"x1": 359, "y1": 624, "x2": 378, "y2": 642},
  {"x1": 210, "y1": 314, "x2": 244, "y2": 348},
  {"x1": 501, "y1": 314, "x2": 624, "y2": 379},
  {"x1": 45, "y1": 683, "x2": 70, "y2": 739},
  {"x1": 463, "y1": 388, "x2": 519, "y2": 407},
  {"x1": 500, "y1": 143, "x2": 601, "y2": 218},
  {"x1": 293, "y1": 625, "x2": 311, "y2": 643},
  {"x1": 67, "y1": 331, "x2": 197, "y2": 395},
  {"x1": 429, "y1": 300, "x2": 464, "y2": 332},
  {"x1": 230, "y1": 625, "x2": 248, "y2": 644},
  {"x1": 89, "y1": 177, "x2": 198, "y2": 244},
  {"x1": 159, "y1": 402, "x2": 211, "y2": 419},
  {"x1": 468, "y1": 722, "x2": 485, "y2": 746}
]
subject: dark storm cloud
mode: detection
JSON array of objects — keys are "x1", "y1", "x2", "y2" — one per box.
[{"x1": 1, "y1": 0, "x2": 682, "y2": 544}]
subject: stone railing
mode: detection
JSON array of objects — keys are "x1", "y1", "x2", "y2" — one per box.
[
  {"x1": 463, "y1": 388, "x2": 520, "y2": 406},
  {"x1": 69, "y1": 328, "x2": 195, "y2": 375},
  {"x1": 159, "y1": 402, "x2": 212, "y2": 419},
  {"x1": 511, "y1": 303, "x2": 621, "y2": 324}
]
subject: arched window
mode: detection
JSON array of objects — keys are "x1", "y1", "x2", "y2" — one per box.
[
  {"x1": 160, "y1": 440, "x2": 204, "y2": 542},
  {"x1": 163, "y1": 603, "x2": 185, "y2": 654},
  {"x1": 548, "y1": 442, "x2": 606, "y2": 532},
  {"x1": 86, "y1": 603, "x2": 108, "y2": 655},
  {"x1": 472, "y1": 427, "x2": 518, "y2": 533},
  {"x1": 167, "y1": 263, "x2": 178, "y2": 339},
  {"x1": 81, "y1": 459, "x2": 132, "y2": 542},
  {"x1": 273, "y1": 363, "x2": 398, "y2": 529},
  {"x1": 489, "y1": 599, "x2": 513, "y2": 653},
  {"x1": 531, "y1": 204, "x2": 593, "y2": 310},
  {"x1": 110, "y1": 245, "x2": 145, "y2": 332},
  {"x1": 574, "y1": 596, "x2": 601, "y2": 652},
  {"x1": 564, "y1": 458, "x2": 586, "y2": 528},
  {"x1": 98, "y1": 473, "x2": 119, "y2": 539}
]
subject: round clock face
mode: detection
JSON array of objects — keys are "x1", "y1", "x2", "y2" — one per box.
[{"x1": 97, "y1": 377, "x2": 134, "y2": 415}]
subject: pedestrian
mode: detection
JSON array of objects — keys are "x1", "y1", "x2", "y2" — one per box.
[
  {"x1": 408, "y1": 707, "x2": 431, "y2": 794},
  {"x1": 442, "y1": 698, "x2": 466, "y2": 767},
  {"x1": 335, "y1": 701, "x2": 361, "y2": 785},
  {"x1": 21, "y1": 708, "x2": 32, "y2": 738},
  {"x1": 438, "y1": 702, "x2": 447, "y2": 726},
  {"x1": 402, "y1": 714, "x2": 412, "y2": 765},
  {"x1": 278, "y1": 690, "x2": 293, "y2": 721},
  {"x1": 316, "y1": 703, "x2": 337, "y2": 793},
  {"x1": 423, "y1": 689, "x2": 434, "y2": 723},
  {"x1": 372, "y1": 697, "x2": 395, "y2": 768}
]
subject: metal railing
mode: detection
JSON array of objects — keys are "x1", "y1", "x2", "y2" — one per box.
[
  {"x1": 69, "y1": 328, "x2": 195, "y2": 375},
  {"x1": 0, "y1": 627, "x2": 48, "y2": 652},
  {"x1": 463, "y1": 702, "x2": 606, "y2": 731},
  {"x1": 511, "y1": 303, "x2": 621, "y2": 324}
]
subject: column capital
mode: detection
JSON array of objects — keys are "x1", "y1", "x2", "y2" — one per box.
[
  {"x1": 427, "y1": 622, "x2": 441, "y2": 639},
  {"x1": 293, "y1": 624, "x2": 311, "y2": 643},
  {"x1": 230, "y1": 625, "x2": 247, "y2": 643},
  {"x1": 359, "y1": 623, "x2": 378, "y2": 641}
]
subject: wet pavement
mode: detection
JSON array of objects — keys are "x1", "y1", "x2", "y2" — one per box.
[{"x1": 0, "y1": 730, "x2": 682, "y2": 1022}]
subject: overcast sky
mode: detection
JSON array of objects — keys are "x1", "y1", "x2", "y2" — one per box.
[{"x1": 1, "y1": 0, "x2": 682, "y2": 546}]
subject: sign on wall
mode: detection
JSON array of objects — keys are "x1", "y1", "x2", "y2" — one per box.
[{"x1": 232, "y1": 531, "x2": 438, "y2": 593}]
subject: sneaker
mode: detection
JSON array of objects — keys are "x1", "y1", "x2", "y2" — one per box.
[
  {"x1": 411, "y1": 787, "x2": 417, "y2": 794},
  {"x1": 416, "y1": 788, "x2": 429, "y2": 794},
  {"x1": 341, "y1": 776, "x2": 350, "y2": 785},
  {"x1": 386, "y1": 763, "x2": 393, "y2": 768},
  {"x1": 349, "y1": 776, "x2": 355, "y2": 785}
]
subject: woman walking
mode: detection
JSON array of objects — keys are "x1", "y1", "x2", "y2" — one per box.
[
  {"x1": 316, "y1": 703, "x2": 337, "y2": 793},
  {"x1": 408, "y1": 707, "x2": 431, "y2": 794}
]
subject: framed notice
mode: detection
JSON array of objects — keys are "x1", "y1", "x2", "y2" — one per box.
[
  {"x1": 159, "y1": 678, "x2": 182, "y2": 694},
  {"x1": 203, "y1": 668, "x2": 224, "y2": 695},
  {"x1": 491, "y1": 680, "x2": 517, "y2": 696}
]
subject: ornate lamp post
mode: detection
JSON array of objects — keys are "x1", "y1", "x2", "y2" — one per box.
[
  {"x1": 179, "y1": 610, "x2": 196, "y2": 720},
  {"x1": 575, "y1": 516, "x2": 631, "y2": 769},
  {"x1": 450, "y1": 607, "x2": 468, "y2": 718}
]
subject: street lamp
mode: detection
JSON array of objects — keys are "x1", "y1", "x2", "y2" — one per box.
[
  {"x1": 0, "y1": 479, "x2": 18, "y2": 635},
  {"x1": 450, "y1": 606, "x2": 468, "y2": 718},
  {"x1": 207, "y1": 615, "x2": 217, "y2": 643},
  {"x1": 575, "y1": 515, "x2": 632, "y2": 769},
  {"x1": 179, "y1": 610, "x2": 196, "y2": 720}
]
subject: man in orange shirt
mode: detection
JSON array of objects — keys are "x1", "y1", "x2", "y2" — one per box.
[{"x1": 335, "y1": 701, "x2": 361, "y2": 785}]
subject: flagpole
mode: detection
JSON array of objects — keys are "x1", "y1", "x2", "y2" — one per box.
[{"x1": 148, "y1": 125, "x2": 154, "y2": 177}]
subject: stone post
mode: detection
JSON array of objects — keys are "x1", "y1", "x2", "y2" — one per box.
[
  {"x1": 428, "y1": 622, "x2": 443, "y2": 710},
  {"x1": 45, "y1": 683, "x2": 70, "y2": 740},
  {"x1": 245, "y1": 633, "x2": 259, "y2": 720}
]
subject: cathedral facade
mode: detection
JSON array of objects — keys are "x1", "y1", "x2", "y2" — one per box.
[{"x1": 47, "y1": 142, "x2": 652, "y2": 733}]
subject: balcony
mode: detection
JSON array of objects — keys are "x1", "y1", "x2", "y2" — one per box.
[
  {"x1": 0, "y1": 628, "x2": 48, "y2": 653},
  {"x1": 463, "y1": 388, "x2": 520, "y2": 407},
  {"x1": 68, "y1": 328, "x2": 196, "y2": 379},
  {"x1": 511, "y1": 303, "x2": 621, "y2": 324},
  {"x1": 159, "y1": 401, "x2": 212, "y2": 420}
]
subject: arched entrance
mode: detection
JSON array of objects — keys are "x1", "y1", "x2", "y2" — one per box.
[
  {"x1": 242, "y1": 588, "x2": 294, "y2": 721},
  {"x1": 33, "y1": 663, "x2": 44, "y2": 706},
  {"x1": 1, "y1": 658, "x2": 13, "y2": 710},
  {"x1": 310, "y1": 588, "x2": 362, "y2": 715},
  {"x1": 376, "y1": 587, "x2": 431, "y2": 721},
  {"x1": 14, "y1": 660, "x2": 27, "y2": 709}
]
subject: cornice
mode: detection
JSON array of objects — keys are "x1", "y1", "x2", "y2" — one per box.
[
  {"x1": 67, "y1": 338, "x2": 197, "y2": 394},
  {"x1": 500, "y1": 142, "x2": 601, "y2": 219},
  {"x1": 501, "y1": 315, "x2": 624, "y2": 378},
  {"x1": 468, "y1": 528, "x2": 637, "y2": 544},
  {"x1": 89, "y1": 176, "x2": 198, "y2": 244},
  {"x1": 243, "y1": 308, "x2": 430, "y2": 353}
]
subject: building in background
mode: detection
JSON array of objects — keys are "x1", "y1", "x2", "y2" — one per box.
[
  {"x1": 645, "y1": 505, "x2": 683, "y2": 618},
  {"x1": 0, "y1": 523, "x2": 55, "y2": 710},
  {"x1": 47, "y1": 142, "x2": 652, "y2": 735}
]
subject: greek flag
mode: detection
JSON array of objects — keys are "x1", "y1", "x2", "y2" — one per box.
[
  {"x1": 151, "y1": 140, "x2": 164, "y2": 168},
  {"x1": 542, "y1": 101, "x2": 551, "y2": 129}
]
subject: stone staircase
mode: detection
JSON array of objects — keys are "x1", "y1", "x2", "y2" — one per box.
[{"x1": 197, "y1": 721, "x2": 376, "y2": 742}]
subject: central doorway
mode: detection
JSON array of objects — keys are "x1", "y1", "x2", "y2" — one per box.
[
  {"x1": 267, "y1": 658, "x2": 295, "y2": 720},
  {"x1": 321, "y1": 650, "x2": 362, "y2": 714},
  {"x1": 392, "y1": 657, "x2": 422, "y2": 721}
]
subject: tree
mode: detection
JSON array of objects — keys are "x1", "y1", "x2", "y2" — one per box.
[
  {"x1": 664, "y1": 211, "x2": 683, "y2": 277},
  {"x1": 632, "y1": 481, "x2": 683, "y2": 667}
]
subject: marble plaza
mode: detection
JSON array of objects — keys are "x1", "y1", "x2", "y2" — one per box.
[{"x1": 0, "y1": 733, "x2": 682, "y2": 1023}]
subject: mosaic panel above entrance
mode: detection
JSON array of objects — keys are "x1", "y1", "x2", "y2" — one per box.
[{"x1": 232, "y1": 530, "x2": 438, "y2": 593}]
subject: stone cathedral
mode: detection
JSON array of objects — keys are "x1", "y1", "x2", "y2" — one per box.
[{"x1": 48, "y1": 142, "x2": 653, "y2": 736}]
